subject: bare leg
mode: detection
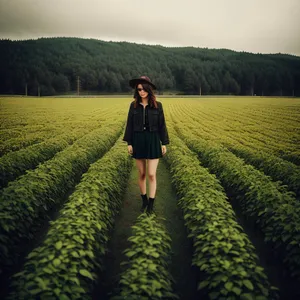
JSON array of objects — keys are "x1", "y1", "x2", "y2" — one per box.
[
  {"x1": 147, "y1": 158, "x2": 159, "y2": 198},
  {"x1": 135, "y1": 159, "x2": 147, "y2": 194}
]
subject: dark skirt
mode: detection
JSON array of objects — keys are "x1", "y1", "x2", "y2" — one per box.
[{"x1": 132, "y1": 130, "x2": 163, "y2": 159}]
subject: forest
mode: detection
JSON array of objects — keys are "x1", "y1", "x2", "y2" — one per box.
[{"x1": 1, "y1": 37, "x2": 299, "y2": 96}]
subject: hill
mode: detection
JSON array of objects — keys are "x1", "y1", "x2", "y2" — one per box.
[{"x1": 1, "y1": 37, "x2": 299, "y2": 96}]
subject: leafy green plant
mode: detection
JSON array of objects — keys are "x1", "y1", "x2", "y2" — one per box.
[
  {"x1": 7, "y1": 137, "x2": 132, "y2": 299},
  {"x1": 0, "y1": 120, "x2": 124, "y2": 275},
  {"x1": 0, "y1": 130, "x2": 90, "y2": 188},
  {"x1": 111, "y1": 213, "x2": 178, "y2": 300},
  {"x1": 174, "y1": 99, "x2": 300, "y2": 165},
  {"x1": 175, "y1": 123, "x2": 300, "y2": 281},
  {"x1": 225, "y1": 144, "x2": 300, "y2": 198},
  {"x1": 163, "y1": 127, "x2": 279, "y2": 300}
]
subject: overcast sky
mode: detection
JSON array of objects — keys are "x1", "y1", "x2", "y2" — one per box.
[{"x1": 0, "y1": 0, "x2": 299, "y2": 56}]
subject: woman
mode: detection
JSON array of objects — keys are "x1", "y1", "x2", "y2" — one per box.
[{"x1": 123, "y1": 76, "x2": 169, "y2": 214}]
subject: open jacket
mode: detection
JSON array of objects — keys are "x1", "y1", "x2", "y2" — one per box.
[{"x1": 123, "y1": 100, "x2": 170, "y2": 146}]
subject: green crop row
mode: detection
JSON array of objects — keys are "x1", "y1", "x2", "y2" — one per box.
[
  {"x1": 0, "y1": 115, "x2": 112, "y2": 156},
  {"x1": 174, "y1": 124, "x2": 300, "y2": 280},
  {"x1": 0, "y1": 129, "x2": 90, "y2": 189},
  {"x1": 171, "y1": 102, "x2": 300, "y2": 165},
  {"x1": 111, "y1": 213, "x2": 178, "y2": 300},
  {"x1": 7, "y1": 137, "x2": 132, "y2": 299},
  {"x1": 173, "y1": 108, "x2": 300, "y2": 197},
  {"x1": 163, "y1": 126, "x2": 279, "y2": 300},
  {"x1": 0, "y1": 120, "x2": 124, "y2": 275},
  {"x1": 225, "y1": 143, "x2": 300, "y2": 198},
  {"x1": 0, "y1": 124, "x2": 69, "y2": 142},
  {"x1": 280, "y1": 151, "x2": 300, "y2": 167},
  {"x1": 0, "y1": 128, "x2": 23, "y2": 140},
  {"x1": 0, "y1": 129, "x2": 64, "y2": 155}
]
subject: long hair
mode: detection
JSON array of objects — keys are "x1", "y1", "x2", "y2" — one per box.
[{"x1": 133, "y1": 83, "x2": 158, "y2": 109}]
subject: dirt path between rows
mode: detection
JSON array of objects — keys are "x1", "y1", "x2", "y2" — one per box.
[{"x1": 97, "y1": 157, "x2": 199, "y2": 299}]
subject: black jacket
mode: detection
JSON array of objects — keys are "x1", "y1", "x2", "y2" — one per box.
[{"x1": 123, "y1": 100, "x2": 170, "y2": 146}]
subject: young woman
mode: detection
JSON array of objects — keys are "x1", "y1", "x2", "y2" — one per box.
[{"x1": 123, "y1": 76, "x2": 169, "y2": 214}]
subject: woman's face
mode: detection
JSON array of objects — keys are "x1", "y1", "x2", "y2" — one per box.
[{"x1": 137, "y1": 84, "x2": 149, "y2": 100}]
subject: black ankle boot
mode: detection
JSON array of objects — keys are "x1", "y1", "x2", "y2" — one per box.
[
  {"x1": 147, "y1": 197, "x2": 155, "y2": 214},
  {"x1": 140, "y1": 194, "x2": 148, "y2": 212}
]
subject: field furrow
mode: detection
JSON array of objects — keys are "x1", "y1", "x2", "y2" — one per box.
[
  {"x1": 172, "y1": 121, "x2": 300, "y2": 282},
  {"x1": 0, "y1": 129, "x2": 91, "y2": 189},
  {"x1": 1, "y1": 96, "x2": 299, "y2": 299},
  {"x1": 111, "y1": 214, "x2": 177, "y2": 299},
  {"x1": 0, "y1": 119, "x2": 124, "y2": 276},
  {"x1": 164, "y1": 125, "x2": 279, "y2": 299},
  {"x1": 6, "y1": 137, "x2": 132, "y2": 299}
]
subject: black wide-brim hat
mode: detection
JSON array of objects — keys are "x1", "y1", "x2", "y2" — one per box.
[{"x1": 129, "y1": 76, "x2": 157, "y2": 90}]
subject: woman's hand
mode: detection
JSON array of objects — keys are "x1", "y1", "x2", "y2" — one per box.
[
  {"x1": 162, "y1": 145, "x2": 167, "y2": 155},
  {"x1": 128, "y1": 145, "x2": 133, "y2": 155}
]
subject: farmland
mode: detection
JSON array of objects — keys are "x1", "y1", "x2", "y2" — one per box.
[{"x1": 0, "y1": 96, "x2": 299, "y2": 299}]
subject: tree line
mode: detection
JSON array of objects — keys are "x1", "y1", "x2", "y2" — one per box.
[{"x1": 0, "y1": 37, "x2": 299, "y2": 96}]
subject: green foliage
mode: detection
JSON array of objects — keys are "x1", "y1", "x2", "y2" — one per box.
[
  {"x1": 172, "y1": 98, "x2": 300, "y2": 166},
  {"x1": 163, "y1": 126, "x2": 279, "y2": 299},
  {"x1": 7, "y1": 137, "x2": 132, "y2": 299},
  {"x1": 0, "y1": 108, "x2": 109, "y2": 156},
  {"x1": 175, "y1": 124, "x2": 300, "y2": 281},
  {"x1": 0, "y1": 37, "x2": 299, "y2": 96},
  {"x1": 111, "y1": 214, "x2": 178, "y2": 300},
  {"x1": 0, "y1": 131, "x2": 87, "y2": 188},
  {"x1": 0, "y1": 119, "x2": 124, "y2": 275},
  {"x1": 226, "y1": 145, "x2": 300, "y2": 197}
]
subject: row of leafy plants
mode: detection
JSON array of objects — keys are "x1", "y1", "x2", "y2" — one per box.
[
  {"x1": 0, "y1": 128, "x2": 64, "y2": 155},
  {"x1": 172, "y1": 103, "x2": 300, "y2": 197},
  {"x1": 6, "y1": 137, "x2": 133, "y2": 299},
  {"x1": 0, "y1": 129, "x2": 92, "y2": 189},
  {"x1": 0, "y1": 120, "x2": 84, "y2": 155},
  {"x1": 224, "y1": 143, "x2": 300, "y2": 198},
  {"x1": 174, "y1": 123, "x2": 300, "y2": 281},
  {"x1": 163, "y1": 126, "x2": 279, "y2": 299},
  {"x1": 111, "y1": 213, "x2": 178, "y2": 300},
  {"x1": 0, "y1": 107, "x2": 115, "y2": 155},
  {"x1": 111, "y1": 213, "x2": 179, "y2": 300},
  {"x1": 176, "y1": 115, "x2": 300, "y2": 198},
  {"x1": 0, "y1": 119, "x2": 124, "y2": 276},
  {"x1": 0, "y1": 125, "x2": 49, "y2": 141},
  {"x1": 180, "y1": 102, "x2": 300, "y2": 165},
  {"x1": 1, "y1": 130, "x2": 63, "y2": 156}
]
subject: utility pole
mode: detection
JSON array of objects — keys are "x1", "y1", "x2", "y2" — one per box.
[
  {"x1": 38, "y1": 85, "x2": 40, "y2": 97},
  {"x1": 77, "y1": 76, "x2": 80, "y2": 96},
  {"x1": 199, "y1": 83, "x2": 202, "y2": 96},
  {"x1": 25, "y1": 83, "x2": 27, "y2": 96}
]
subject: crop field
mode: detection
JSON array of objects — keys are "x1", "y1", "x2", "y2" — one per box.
[{"x1": 0, "y1": 96, "x2": 299, "y2": 300}]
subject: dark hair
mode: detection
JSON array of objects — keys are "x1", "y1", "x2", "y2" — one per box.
[{"x1": 133, "y1": 83, "x2": 158, "y2": 109}]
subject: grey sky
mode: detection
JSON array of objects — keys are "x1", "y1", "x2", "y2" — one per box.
[{"x1": 0, "y1": 0, "x2": 299, "y2": 56}]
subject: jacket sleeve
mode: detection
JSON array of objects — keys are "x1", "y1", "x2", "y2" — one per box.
[
  {"x1": 123, "y1": 102, "x2": 133, "y2": 145},
  {"x1": 158, "y1": 102, "x2": 170, "y2": 145}
]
